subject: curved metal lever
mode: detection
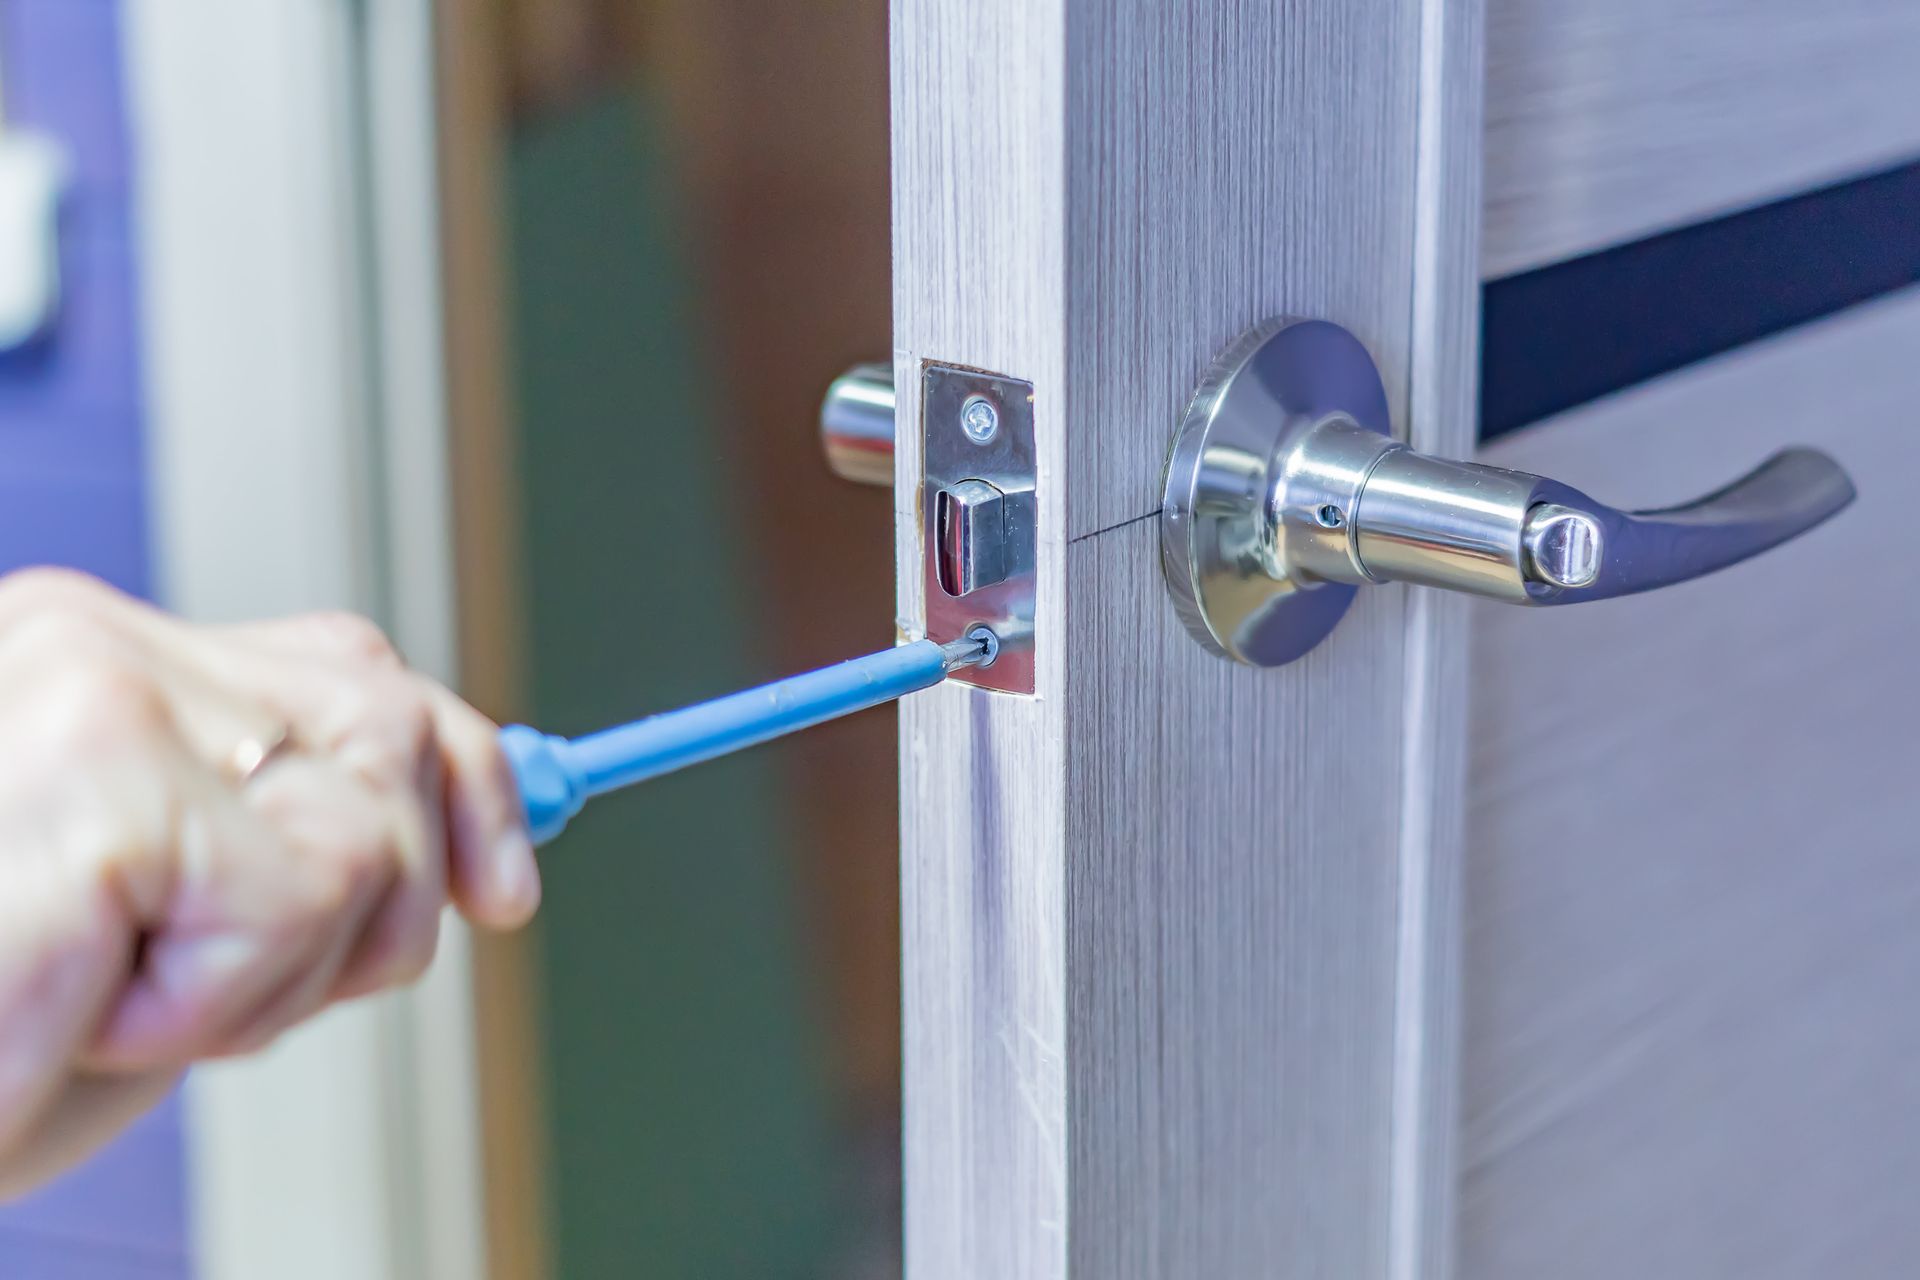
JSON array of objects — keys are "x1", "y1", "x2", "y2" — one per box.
[
  {"x1": 1161, "y1": 317, "x2": 1859, "y2": 666},
  {"x1": 1349, "y1": 441, "x2": 1857, "y2": 606},
  {"x1": 1522, "y1": 448, "x2": 1854, "y2": 604}
]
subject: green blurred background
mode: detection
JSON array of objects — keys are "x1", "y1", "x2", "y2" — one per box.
[{"x1": 495, "y1": 4, "x2": 901, "y2": 1275}]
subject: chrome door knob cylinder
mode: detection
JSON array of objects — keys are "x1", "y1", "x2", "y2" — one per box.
[
  {"x1": 1160, "y1": 317, "x2": 1857, "y2": 666},
  {"x1": 820, "y1": 362, "x2": 897, "y2": 486}
]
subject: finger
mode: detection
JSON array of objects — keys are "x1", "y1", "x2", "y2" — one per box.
[
  {"x1": 214, "y1": 630, "x2": 538, "y2": 930},
  {"x1": 145, "y1": 619, "x2": 479, "y2": 987},
  {"x1": 214, "y1": 611, "x2": 405, "y2": 671},
  {"x1": 329, "y1": 725, "x2": 447, "y2": 1002},
  {"x1": 33, "y1": 591, "x2": 531, "y2": 938},
  {"x1": 84, "y1": 760, "x2": 360, "y2": 1072},
  {"x1": 0, "y1": 582, "x2": 450, "y2": 1076},
  {"x1": 0, "y1": 568, "x2": 173, "y2": 638},
  {"x1": 93, "y1": 608, "x2": 404, "y2": 777},
  {"x1": 169, "y1": 610, "x2": 535, "y2": 930},
  {"x1": 0, "y1": 571, "x2": 259, "y2": 745},
  {"x1": 0, "y1": 583, "x2": 280, "y2": 780},
  {"x1": 203, "y1": 759, "x2": 410, "y2": 1056},
  {"x1": 240, "y1": 666, "x2": 478, "y2": 954},
  {"x1": 0, "y1": 647, "x2": 184, "y2": 1144},
  {"x1": 0, "y1": 847, "x2": 132, "y2": 1155},
  {"x1": 177, "y1": 634, "x2": 428, "y2": 793},
  {"x1": 0, "y1": 635, "x2": 318, "y2": 1074},
  {"x1": 422, "y1": 682, "x2": 539, "y2": 929},
  {"x1": 327, "y1": 882, "x2": 444, "y2": 1004}
]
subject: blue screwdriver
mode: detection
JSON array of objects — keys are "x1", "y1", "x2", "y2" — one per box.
[{"x1": 499, "y1": 628, "x2": 998, "y2": 844}]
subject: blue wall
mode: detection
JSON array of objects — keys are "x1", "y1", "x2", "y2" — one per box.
[{"x1": 0, "y1": 0, "x2": 192, "y2": 1274}]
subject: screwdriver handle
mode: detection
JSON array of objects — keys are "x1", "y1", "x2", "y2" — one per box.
[{"x1": 502, "y1": 637, "x2": 984, "y2": 845}]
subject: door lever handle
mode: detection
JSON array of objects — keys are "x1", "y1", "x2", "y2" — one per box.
[
  {"x1": 1330, "y1": 434, "x2": 1854, "y2": 606},
  {"x1": 817, "y1": 322, "x2": 1858, "y2": 672},
  {"x1": 1490, "y1": 446, "x2": 1853, "y2": 604},
  {"x1": 1160, "y1": 318, "x2": 1858, "y2": 666}
]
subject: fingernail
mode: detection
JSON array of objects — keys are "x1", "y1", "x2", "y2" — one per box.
[{"x1": 491, "y1": 830, "x2": 540, "y2": 921}]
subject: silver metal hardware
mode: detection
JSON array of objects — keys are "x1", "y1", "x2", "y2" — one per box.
[
  {"x1": 936, "y1": 478, "x2": 1011, "y2": 596},
  {"x1": 961, "y1": 396, "x2": 1000, "y2": 445},
  {"x1": 960, "y1": 624, "x2": 1002, "y2": 670},
  {"x1": 1522, "y1": 505, "x2": 1603, "y2": 588},
  {"x1": 1161, "y1": 317, "x2": 1857, "y2": 667},
  {"x1": 816, "y1": 361, "x2": 1033, "y2": 693},
  {"x1": 923, "y1": 365, "x2": 1036, "y2": 693},
  {"x1": 820, "y1": 362, "x2": 897, "y2": 486},
  {"x1": 939, "y1": 630, "x2": 998, "y2": 672}
]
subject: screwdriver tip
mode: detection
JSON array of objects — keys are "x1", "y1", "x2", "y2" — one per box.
[{"x1": 940, "y1": 627, "x2": 1000, "y2": 673}]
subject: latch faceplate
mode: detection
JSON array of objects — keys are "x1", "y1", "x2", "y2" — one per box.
[{"x1": 921, "y1": 364, "x2": 1036, "y2": 694}]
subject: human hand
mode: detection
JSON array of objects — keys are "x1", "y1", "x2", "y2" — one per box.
[{"x1": 0, "y1": 570, "x2": 539, "y2": 1192}]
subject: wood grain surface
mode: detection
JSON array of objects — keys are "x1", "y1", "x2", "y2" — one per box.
[
  {"x1": 1484, "y1": 0, "x2": 1920, "y2": 275},
  {"x1": 1463, "y1": 286, "x2": 1920, "y2": 1277},
  {"x1": 892, "y1": 0, "x2": 1482, "y2": 1274}
]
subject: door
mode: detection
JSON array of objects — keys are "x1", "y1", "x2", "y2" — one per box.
[
  {"x1": 883, "y1": 1, "x2": 1905, "y2": 1277},
  {"x1": 1459, "y1": 3, "x2": 1920, "y2": 1275},
  {"x1": 127, "y1": 2, "x2": 494, "y2": 1275},
  {"x1": 888, "y1": 2, "x2": 1481, "y2": 1276}
]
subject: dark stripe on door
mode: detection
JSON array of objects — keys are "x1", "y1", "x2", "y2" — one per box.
[{"x1": 1480, "y1": 156, "x2": 1920, "y2": 441}]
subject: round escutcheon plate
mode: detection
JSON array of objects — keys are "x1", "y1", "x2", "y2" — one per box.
[{"x1": 1159, "y1": 317, "x2": 1393, "y2": 667}]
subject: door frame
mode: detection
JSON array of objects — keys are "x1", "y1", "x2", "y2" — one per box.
[{"x1": 123, "y1": 2, "x2": 536, "y2": 1276}]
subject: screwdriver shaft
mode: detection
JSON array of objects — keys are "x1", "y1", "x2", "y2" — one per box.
[{"x1": 502, "y1": 635, "x2": 991, "y2": 844}]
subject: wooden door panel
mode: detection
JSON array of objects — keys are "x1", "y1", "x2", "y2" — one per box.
[
  {"x1": 893, "y1": 2, "x2": 1906, "y2": 1276},
  {"x1": 1463, "y1": 287, "x2": 1920, "y2": 1277},
  {"x1": 1485, "y1": 0, "x2": 1920, "y2": 274},
  {"x1": 891, "y1": 0, "x2": 1482, "y2": 1275}
]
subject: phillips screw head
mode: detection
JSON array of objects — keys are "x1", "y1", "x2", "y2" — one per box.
[{"x1": 960, "y1": 395, "x2": 1000, "y2": 444}]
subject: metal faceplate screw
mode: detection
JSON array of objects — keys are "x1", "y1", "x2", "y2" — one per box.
[
  {"x1": 1523, "y1": 504, "x2": 1605, "y2": 588},
  {"x1": 960, "y1": 395, "x2": 999, "y2": 444},
  {"x1": 965, "y1": 624, "x2": 1002, "y2": 668}
]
